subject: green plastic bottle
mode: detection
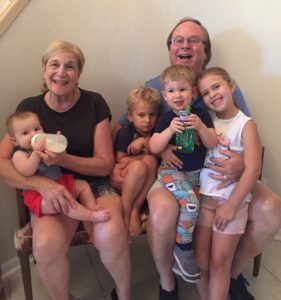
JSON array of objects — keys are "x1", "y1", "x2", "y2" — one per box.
[{"x1": 175, "y1": 104, "x2": 195, "y2": 153}]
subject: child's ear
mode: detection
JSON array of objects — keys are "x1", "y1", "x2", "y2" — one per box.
[
  {"x1": 230, "y1": 80, "x2": 236, "y2": 93},
  {"x1": 127, "y1": 111, "x2": 133, "y2": 122},
  {"x1": 192, "y1": 86, "x2": 198, "y2": 99},
  {"x1": 161, "y1": 90, "x2": 167, "y2": 102},
  {"x1": 9, "y1": 136, "x2": 18, "y2": 146}
]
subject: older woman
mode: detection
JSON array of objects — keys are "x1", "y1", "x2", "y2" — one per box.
[{"x1": 0, "y1": 40, "x2": 130, "y2": 300}]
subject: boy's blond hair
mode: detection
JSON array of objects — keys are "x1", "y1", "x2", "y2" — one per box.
[
  {"x1": 127, "y1": 86, "x2": 160, "y2": 113},
  {"x1": 160, "y1": 65, "x2": 196, "y2": 88},
  {"x1": 6, "y1": 111, "x2": 39, "y2": 137}
]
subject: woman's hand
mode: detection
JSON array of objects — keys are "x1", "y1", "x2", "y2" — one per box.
[
  {"x1": 36, "y1": 177, "x2": 76, "y2": 214},
  {"x1": 38, "y1": 150, "x2": 66, "y2": 166},
  {"x1": 207, "y1": 149, "x2": 244, "y2": 189},
  {"x1": 161, "y1": 144, "x2": 183, "y2": 169},
  {"x1": 214, "y1": 202, "x2": 236, "y2": 232}
]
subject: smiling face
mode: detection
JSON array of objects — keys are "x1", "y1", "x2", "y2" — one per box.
[
  {"x1": 168, "y1": 21, "x2": 207, "y2": 77},
  {"x1": 128, "y1": 100, "x2": 158, "y2": 137},
  {"x1": 42, "y1": 51, "x2": 81, "y2": 97},
  {"x1": 162, "y1": 79, "x2": 195, "y2": 115},
  {"x1": 11, "y1": 114, "x2": 43, "y2": 150},
  {"x1": 198, "y1": 74, "x2": 237, "y2": 119}
]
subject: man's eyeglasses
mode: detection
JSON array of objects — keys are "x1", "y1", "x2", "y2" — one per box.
[{"x1": 171, "y1": 36, "x2": 205, "y2": 46}]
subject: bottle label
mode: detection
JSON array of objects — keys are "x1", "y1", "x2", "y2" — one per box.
[{"x1": 176, "y1": 111, "x2": 195, "y2": 153}]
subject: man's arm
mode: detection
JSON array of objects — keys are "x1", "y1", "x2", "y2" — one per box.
[{"x1": 233, "y1": 83, "x2": 251, "y2": 117}]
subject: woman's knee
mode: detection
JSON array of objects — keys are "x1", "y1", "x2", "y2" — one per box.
[
  {"x1": 31, "y1": 216, "x2": 75, "y2": 263},
  {"x1": 33, "y1": 232, "x2": 69, "y2": 264},
  {"x1": 94, "y1": 214, "x2": 126, "y2": 250}
]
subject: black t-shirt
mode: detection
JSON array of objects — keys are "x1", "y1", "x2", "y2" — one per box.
[
  {"x1": 114, "y1": 123, "x2": 150, "y2": 153},
  {"x1": 16, "y1": 88, "x2": 111, "y2": 182},
  {"x1": 155, "y1": 108, "x2": 214, "y2": 171}
]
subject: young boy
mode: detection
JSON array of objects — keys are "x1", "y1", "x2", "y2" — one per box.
[
  {"x1": 7, "y1": 111, "x2": 110, "y2": 225},
  {"x1": 149, "y1": 65, "x2": 217, "y2": 282},
  {"x1": 112, "y1": 86, "x2": 160, "y2": 237}
]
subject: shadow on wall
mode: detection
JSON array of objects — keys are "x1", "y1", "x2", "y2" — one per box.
[{"x1": 211, "y1": 28, "x2": 281, "y2": 194}]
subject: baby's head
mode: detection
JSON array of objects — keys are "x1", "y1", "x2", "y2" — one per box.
[
  {"x1": 160, "y1": 65, "x2": 196, "y2": 114},
  {"x1": 6, "y1": 111, "x2": 43, "y2": 149},
  {"x1": 127, "y1": 86, "x2": 160, "y2": 136}
]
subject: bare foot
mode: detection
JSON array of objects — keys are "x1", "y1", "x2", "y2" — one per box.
[{"x1": 129, "y1": 207, "x2": 141, "y2": 236}]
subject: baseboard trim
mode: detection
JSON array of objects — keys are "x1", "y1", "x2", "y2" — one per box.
[
  {"x1": 1, "y1": 256, "x2": 20, "y2": 279},
  {"x1": 1, "y1": 255, "x2": 33, "y2": 279}
]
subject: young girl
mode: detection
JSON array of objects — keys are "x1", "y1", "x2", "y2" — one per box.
[
  {"x1": 149, "y1": 65, "x2": 217, "y2": 282},
  {"x1": 7, "y1": 111, "x2": 110, "y2": 224},
  {"x1": 194, "y1": 67, "x2": 262, "y2": 300}
]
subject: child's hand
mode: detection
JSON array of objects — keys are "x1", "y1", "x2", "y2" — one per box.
[
  {"x1": 169, "y1": 117, "x2": 184, "y2": 134},
  {"x1": 214, "y1": 202, "x2": 236, "y2": 232},
  {"x1": 127, "y1": 137, "x2": 147, "y2": 155},
  {"x1": 185, "y1": 113, "x2": 204, "y2": 131},
  {"x1": 32, "y1": 138, "x2": 46, "y2": 152}
]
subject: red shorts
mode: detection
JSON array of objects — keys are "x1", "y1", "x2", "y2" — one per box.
[{"x1": 22, "y1": 174, "x2": 74, "y2": 217}]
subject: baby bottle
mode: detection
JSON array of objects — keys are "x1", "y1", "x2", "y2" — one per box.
[
  {"x1": 31, "y1": 133, "x2": 68, "y2": 153},
  {"x1": 175, "y1": 104, "x2": 195, "y2": 153}
]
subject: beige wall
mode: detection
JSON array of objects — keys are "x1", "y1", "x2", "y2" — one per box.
[{"x1": 0, "y1": 0, "x2": 281, "y2": 267}]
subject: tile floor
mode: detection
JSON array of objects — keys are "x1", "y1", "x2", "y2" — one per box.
[{"x1": 2, "y1": 235, "x2": 281, "y2": 300}]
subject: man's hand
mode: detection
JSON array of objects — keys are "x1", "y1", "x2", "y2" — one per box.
[
  {"x1": 161, "y1": 144, "x2": 183, "y2": 169},
  {"x1": 207, "y1": 149, "x2": 244, "y2": 189}
]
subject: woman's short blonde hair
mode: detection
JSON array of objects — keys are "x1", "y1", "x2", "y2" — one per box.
[{"x1": 41, "y1": 40, "x2": 85, "y2": 92}]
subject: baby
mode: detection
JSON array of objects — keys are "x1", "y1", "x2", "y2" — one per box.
[{"x1": 7, "y1": 111, "x2": 110, "y2": 224}]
